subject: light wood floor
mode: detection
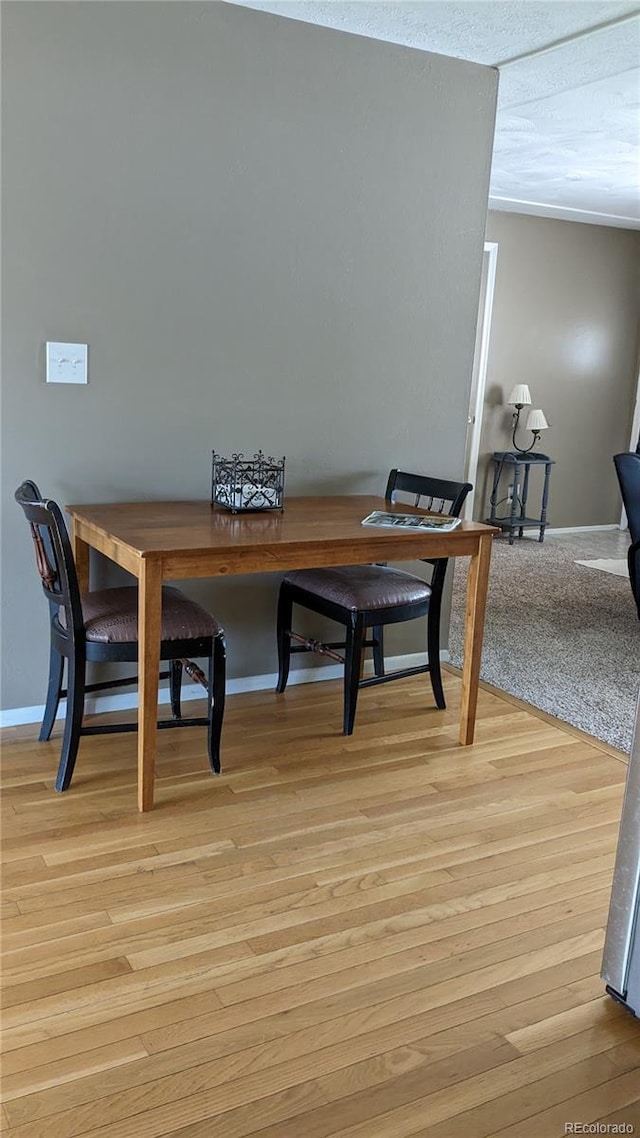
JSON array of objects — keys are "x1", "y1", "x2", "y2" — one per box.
[{"x1": 2, "y1": 670, "x2": 639, "y2": 1138}]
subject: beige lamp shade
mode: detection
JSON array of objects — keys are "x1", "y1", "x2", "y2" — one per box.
[
  {"x1": 526, "y1": 408, "x2": 549, "y2": 431},
  {"x1": 507, "y1": 384, "x2": 532, "y2": 406}
]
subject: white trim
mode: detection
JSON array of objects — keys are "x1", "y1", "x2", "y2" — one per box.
[
  {"x1": 543, "y1": 524, "x2": 620, "y2": 535},
  {"x1": 628, "y1": 370, "x2": 640, "y2": 452},
  {"x1": 489, "y1": 196, "x2": 640, "y2": 231},
  {"x1": 464, "y1": 242, "x2": 499, "y2": 520},
  {"x1": 0, "y1": 651, "x2": 442, "y2": 729}
]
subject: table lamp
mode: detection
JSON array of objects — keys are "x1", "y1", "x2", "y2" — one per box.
[{"x1": 507, "y1": 385, "x2": 549, "y2": 454}]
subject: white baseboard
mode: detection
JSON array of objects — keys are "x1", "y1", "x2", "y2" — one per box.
[
  {"x1": 503, "y1": 525, "x2": 619, "y2": 539},
  {"x1": 542, "y1": 525, "x2": 620, "y2": 535},
  {"x1": 0, "y1": 651, "x2": 444, "y2": 729}
]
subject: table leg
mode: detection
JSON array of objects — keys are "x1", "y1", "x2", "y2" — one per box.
[
  {"x1": 138, "y1": 558, "x2": 162, "y2": 812},
  {"x1": 519, "y1": 464, "x2": 530, "y2": 540},
  {"x1": 508, "y1": 464, "x2": 521, "y2": 545},
  {"x1": 70, "y1": 520, "x2": 90, "y2": 592},
  {"x1": 459, "y1": 533, "x2": 493, "y2": 745},
  {"x1": 539, "y1": 462, "x2": 552, "y2": 542},
  {"x1": 489, "y1": 461, "x2": 501, "y2": 523}
]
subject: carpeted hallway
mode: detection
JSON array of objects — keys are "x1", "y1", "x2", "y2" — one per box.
[{"x1": 448, "y1": 528, "x2": 640, "y2": 754}]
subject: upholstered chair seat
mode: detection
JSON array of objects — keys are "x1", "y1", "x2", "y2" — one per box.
[
  {"x1": 63, "y1": 585, "x2": 223, "y2": 644},
  {"x1": 282, "y1": 566, "x2": 432, "y2": 612}
]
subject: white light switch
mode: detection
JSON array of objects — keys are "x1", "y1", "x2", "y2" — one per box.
[{"x1": 46, "y1": 342, "x2": 88, "y2": 384}]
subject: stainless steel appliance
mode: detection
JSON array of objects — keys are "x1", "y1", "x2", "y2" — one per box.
[{"x1": 601, "y1": 690, "x2": 640, "y2": 1017}]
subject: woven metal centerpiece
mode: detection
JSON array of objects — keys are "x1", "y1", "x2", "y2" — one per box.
[{"x1": 211, "y1": 451, "x2": 285, "y2": 513}]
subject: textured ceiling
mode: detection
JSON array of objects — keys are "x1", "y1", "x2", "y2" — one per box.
[{"x1": 231, "y1": 1, "x2": 640, "y2": 227}]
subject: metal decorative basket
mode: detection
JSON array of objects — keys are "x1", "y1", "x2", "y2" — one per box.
[{"x1": 211, "y1": 451, "x2": 285, "y2": 513}]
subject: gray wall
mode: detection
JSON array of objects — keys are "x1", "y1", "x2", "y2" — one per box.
[
  {"x1": 474, "y1": 211, "x2": 640, "y2": 526},
  {"x1": 1, "y1": 1, "x2": 497, "y2": 713}
]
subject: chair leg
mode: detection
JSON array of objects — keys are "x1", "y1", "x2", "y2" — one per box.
[
  {"x1": 40, "y1": 640, "x2": 64, "y2": 741},
  {"x1": 427, "y1": 594, "x2": 446, "y2": 710},
  {"x1": 343, "y1": 614, "x2": 366, "y2": 735},
  {"x1": 55, "y1": 649, "x2": 86, "y2": 792},
  {"x1": 372, "y1": 625, "x2": 385, "y2": 677},
  {"x1": 169, "y1": 659, "x2": 182, "y2": 719},
  {"x1": 276, "y1": 585, "x2": 293, "y2": 693},
  {"x1": 207, "y1": 634, "x2": 226, "y2": 775}
]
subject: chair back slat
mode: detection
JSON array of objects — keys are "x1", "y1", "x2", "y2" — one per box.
[
  {"x1": 384, "y1": 468, "x2": 473, "y2": 584},
  {"x1": 385, "y1": 469, "x2": 472, "y2": 519},
  {"x1": 30, "y1": 522, "x2": 58, "y2": 589},
  {"x1": 15, "y1": 481, "x2": 85, "y2": 638}
]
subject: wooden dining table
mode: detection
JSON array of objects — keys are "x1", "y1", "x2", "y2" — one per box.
[{"x1": 66, "y1": 496, "x2": 497, "y2": 811}]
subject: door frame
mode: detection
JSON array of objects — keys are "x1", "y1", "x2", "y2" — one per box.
[{"x1": 463, "y1": 241, "x2": 499, "y2": 520}]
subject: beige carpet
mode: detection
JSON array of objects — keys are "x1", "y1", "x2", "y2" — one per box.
[{"x1": 449, "y1": 530, "x2": 639, "y2": 753}]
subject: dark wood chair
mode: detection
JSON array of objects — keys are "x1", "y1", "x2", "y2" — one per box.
[
  {"x1": 614, "y1": 452, "x2": 640, "y2": 620},
  {"x1": 276, "y1": 469, "x2": 472, "y2": 734},
  {"x1": 15, "y1": 480, "x2": 226, "y2": 791}
]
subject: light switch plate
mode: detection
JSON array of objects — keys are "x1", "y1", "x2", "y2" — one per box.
[{"x1": 46, "y1": 342, "x2": 88, "y2": 384}]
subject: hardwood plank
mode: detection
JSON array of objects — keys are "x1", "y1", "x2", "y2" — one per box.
[
  {"x1": 5, "y1": 845, "x2": 165, "y2": 891},
  {"x1": 564, "y1": 973, "x2": 608, "y2": 1003},
  {"x1": 2, "y1": 940, "x2": 253, "y2": 1046},
  {"x1": 217, "y1": 909, "x2": 605, "y2": 1011},
  {"x1": 490, "y1": 1050, "x2": 640, "y2": 1138},
  {"x1": 10, "y1": 862, "x2": 215, "y2": 915},
  {"x1": 398, "y1": 1039, "x2": 640, "y2": 1138},
  {"x1": 1, "y1": 913, "x2": 608, "y2": 1126},
  {"x1": 1, "y1": 674, "x2": 635, "y2": 1138},
  {"x1": 1, "y1": 958, "x2": 133, "y2": 1010},
  {"x1": 241, "y1": 1039, "x2": 521, "y2": 1138},
  {"x1": 8, "y1": 1011, "x2": 501, "y2": 1128},
  {"x1": 115, "y1": 1081, "x2": 332, "y2": 1138},
  {"x1": 2, "y1": 911, "x2": 113, "y2": 947},
  {"x1": 446, "y1": 664, "x2": 631, "y2": 765},
  {"x1": 2, "y1": 858, "x2": 46, "y2": 886},
  {"x1": 266, "y1": 800, "x2": 617, "y2": 870},
  {"x1": 596, "y1": 1100, "x2": 640, "y2": 1128},
  {"x1": 127, "y1": 879, "x2": 607, "y2": 993},
  {"x1": 243, "y1": 856, "x2": 614, "y2": 957},
  {"x1": 0, "y1": 990, "x2": 225, "y2": 1077},
  {"x1": 122, "y1": 864, "x2": 455, "y2": 969},
  {"x1": 1, "y1": 1037, "x2": 149, "y2": 1102},
  {"x1": 506, "y1": 994, "x2": 629, "y2": 1054},
  {"x1": 320, "y1": 1037, "x2": 640, "y2": 1138},
  {"x1": 141, "y1": 939, "x2": 606, "y2": 1060},
  {"x1": 489, "y1": 952, "x2": 604, "y2": 1011}
]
